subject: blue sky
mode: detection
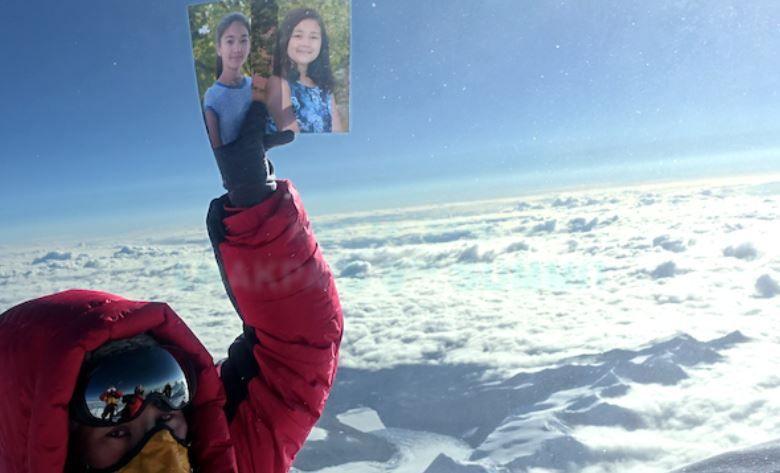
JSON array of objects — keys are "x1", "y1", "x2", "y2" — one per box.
[{"x1": 1, "y1": 0, "x2": 779, "y2": 244}]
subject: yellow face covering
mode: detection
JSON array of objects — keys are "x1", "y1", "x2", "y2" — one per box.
[{"x1": 116, "y1": 428, "x2": 191, "y2": 473}]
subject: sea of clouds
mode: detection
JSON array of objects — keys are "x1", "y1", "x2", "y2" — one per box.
[{"x1": 1, "y1": 176, "x2": 779, "y2": 472}]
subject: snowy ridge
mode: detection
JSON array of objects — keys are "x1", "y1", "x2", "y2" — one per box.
[
  {"x1": 671, "y1": 438, "x2": 780, "y2": 473},
  {"x1": 293, "y1": 331, "x2": 748, "y2": 472}
]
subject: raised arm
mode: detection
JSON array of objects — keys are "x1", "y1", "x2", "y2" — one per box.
[{"x1": 206, "y1": 102, "x2": 342, "y2": 472}]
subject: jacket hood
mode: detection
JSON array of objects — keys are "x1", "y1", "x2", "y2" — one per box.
[{"x1": 0, "y1": 289, "x2": 237, "y2": 472}]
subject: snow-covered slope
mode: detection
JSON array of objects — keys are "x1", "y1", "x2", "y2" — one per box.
[
  {"x1": 293, "y1": 331, "x2": 749, "y2": 472},
  {"x1": 671, "y1": 439, "x2": 780, "y2": 473}
]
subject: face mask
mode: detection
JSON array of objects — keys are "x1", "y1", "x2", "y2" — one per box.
[
  {"x1": 88, "y1": 426, "x2": 191, "y2": 473},
  {"x1": 117, "y1": 428, "x2": 191, "y2": 473}
]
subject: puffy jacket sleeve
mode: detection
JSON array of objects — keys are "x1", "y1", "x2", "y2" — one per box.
[{"x1": 207, "y1": 179, "x2": 343, "y2": 473}]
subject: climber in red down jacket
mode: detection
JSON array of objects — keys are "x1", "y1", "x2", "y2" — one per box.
[{"x1": 0, "y1": 102, "x2": 343, "y2": 473}]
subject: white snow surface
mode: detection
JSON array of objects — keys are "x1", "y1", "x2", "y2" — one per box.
[
  {"x1": 2, "y1": 176, "x2": 780, "y2": 472},
  {"x1": 337, "y1": 407, "x2": 386, "y2": 433}
]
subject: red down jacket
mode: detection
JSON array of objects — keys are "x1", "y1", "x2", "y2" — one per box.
[{"x1": 0, "y1": 180, "x2": 343, "y2": 473}]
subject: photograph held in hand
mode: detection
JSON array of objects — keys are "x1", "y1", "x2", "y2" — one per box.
[{"x1": 188, "y1": 0, "x2": 351, "y2": 142}]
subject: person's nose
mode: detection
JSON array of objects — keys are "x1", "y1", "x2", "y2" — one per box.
[{"x1": 138, "y1": 404, "x2": 167, "y2": 432}]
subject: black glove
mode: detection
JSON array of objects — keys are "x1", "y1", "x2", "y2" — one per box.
[{"x1": 213, "y1": 101, "x2": 294, "y2": 207}]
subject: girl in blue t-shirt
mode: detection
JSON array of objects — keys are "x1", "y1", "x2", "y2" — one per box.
[
  {"x1": 203, "y1": 13, "x2": 253, "y2": 148},
  {"x1": 266, "y1": 8, "x2": 344, "y2": 133}
]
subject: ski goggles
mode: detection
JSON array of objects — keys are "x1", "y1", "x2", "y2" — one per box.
[{"x1": 71, "y1": 345, "x2": 196, "y2": 427}]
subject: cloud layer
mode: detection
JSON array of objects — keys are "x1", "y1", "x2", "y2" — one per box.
[{"x1": 2, "y1": 177, "x2": 779, "y2": 472}]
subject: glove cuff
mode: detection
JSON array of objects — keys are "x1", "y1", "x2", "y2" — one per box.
[{"x1": 213, "y1": 136, "x2": 274, "y2": 208}]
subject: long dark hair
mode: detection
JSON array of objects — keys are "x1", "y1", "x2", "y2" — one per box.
[
  {"x1": 272, "y1": 8, "x2": 334, "y2": 93},
  {"x1": 215, "y1": 12, "x2": 251, "y2": 79}
]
